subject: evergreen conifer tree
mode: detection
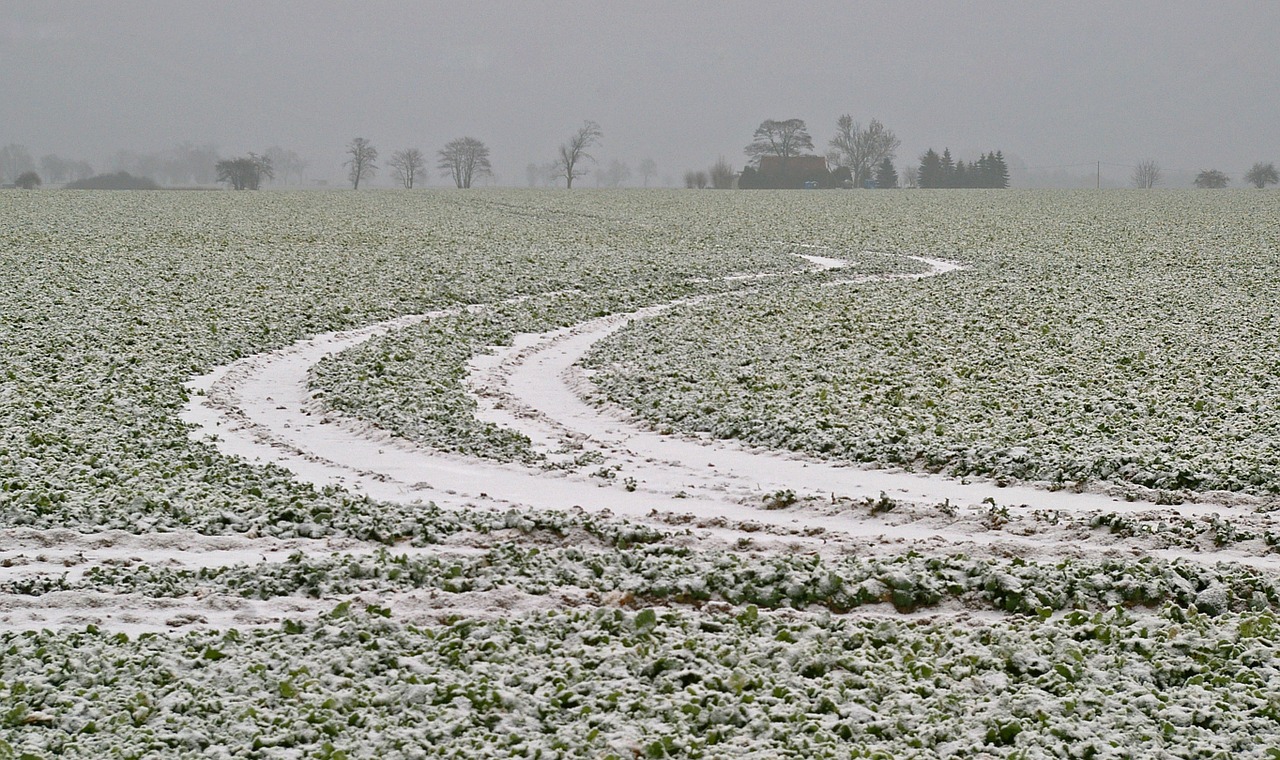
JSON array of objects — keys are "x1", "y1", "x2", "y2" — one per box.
[
  {"x1": 974, "y1": 153, "x2": 992, "y2": 188},
  {"x1": 918, "y1": 149, "x2": 943, "y2": 188},
  {"x1": 940, "y1": 148, "x2": 955, "y2": 187},
  {"x1": 992, "y1": 151, "x2": 1010, "y2": 188},
  {"x1": 874, "y1": 157, "x2": 898, "y2": 188}
]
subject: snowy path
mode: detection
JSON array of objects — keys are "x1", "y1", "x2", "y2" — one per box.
[
  {"x1": 469, "y1": 256, "x2": 1267, "y2": 523},
  {"x1": 177, "y1": 250, "x2": 1273, "y2": 559},
  {"x1": 6, "y1": 251, "x2": 1275, "y2": 632}
]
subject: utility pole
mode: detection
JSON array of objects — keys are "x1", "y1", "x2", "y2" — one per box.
[{"x1": 1096, "y1": 161, "x2": 1101, "y2": 190}]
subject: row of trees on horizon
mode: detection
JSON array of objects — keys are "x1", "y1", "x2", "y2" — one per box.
[
  {"x1": 1190, "y1": 163, "x2": 1279, "y2": 189},
  {"x1": 699, "y1": 117, "x2": 1008, "y2": 190},
  {"x1": 3, "y1": 126, "x2": 1278, "y2": 190},
  {"x1": 209, "y1": 136, "x2": 497, "y2": 191},
  {"x1": 335, "y1": 136, "x2": 496, "y2": 190},
  {"x1": 0, "y1": 142, "x2": 312, "y2": 189}
]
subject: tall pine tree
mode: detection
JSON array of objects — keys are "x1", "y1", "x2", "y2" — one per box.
[
  {"x1": 974, "y1": 153, "x2": 992, "y2": 188},
  {"x1": 918, "y1": 149, "x2": 943, "y2": 188},
  {"x1": 940, "y1": 148, "x2": 955, "y2": 187},
  {"x1": 874, "y1": 158, "x2": 898, "y2": 188},
  {"x1": 991, "y1": 151, "x2": 1010, "y2": 188}
]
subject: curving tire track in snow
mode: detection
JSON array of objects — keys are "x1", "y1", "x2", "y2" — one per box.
[
  {"x1": 180, "y1": 249, "x2": 1276, "y2": 562},
  {"x1": 8, "y1": 250, "x2": 1276, "y2": 632}
]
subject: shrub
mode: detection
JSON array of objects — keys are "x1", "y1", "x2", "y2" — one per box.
[{"x1": 65, "y1": 171, "x2": 161, "y2": 190}]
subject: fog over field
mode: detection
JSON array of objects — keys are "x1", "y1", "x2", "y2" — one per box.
[{"x1": 2, "y1": 0, "x2": 1277, "y2": 187}]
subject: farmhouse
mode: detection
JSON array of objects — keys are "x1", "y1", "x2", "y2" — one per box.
[{"x1": 739, "y1": 154, "x2": 840, "y2": 189}]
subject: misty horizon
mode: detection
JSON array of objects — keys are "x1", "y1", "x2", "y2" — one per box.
[{"x1": 3, "y1": 1, "x2": 1277, "y2": 188}]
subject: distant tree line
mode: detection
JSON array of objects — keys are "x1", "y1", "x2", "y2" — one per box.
[
  {"x1": 38, "y1": 155, "x2": 95, "y2": 184},
  {"x1": 115, "y1": 144, "x2": 306, "y2": 187},
  {"x1": 1, "y1": 143, "x2": 93, "y2": 187},
  {"x1": 1179, "y1": 162, "x2": 1277, "y2": 189},
  {"x1": 338, "y1": 135, "x2": 495, "y2": 189},
  {"x1": 65, "y1": 172, "x2": 161, "y2": 190},
  {"x1": 917, "y1": 149, "x2": 1010, "y2": 188},
  {"x1": 3, "y1": 143, "x2": 160, "y2": 190},
  {"x1": 725, "y1": 117, "x2": 1007, "y2": 190},
  {"x1": 1, "y1": 141, "x2": 312, "y2": 189},
  {"x1": 344, "y1": 121, "x2": 614, "y2": 190},
  {"x1": 11, "y1": 124, "x2": 1279, "y2": 192},
  {"x1": 529, "y1": 156, "x2": 654, "y2": 188}
]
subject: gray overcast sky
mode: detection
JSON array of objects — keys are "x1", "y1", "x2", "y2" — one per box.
[{"x1": 3, "y1": 0, "x2": 1277, "y2": 186}]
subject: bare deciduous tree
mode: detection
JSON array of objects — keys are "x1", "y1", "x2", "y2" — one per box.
[
  {"x1": 683, "y1": 170, "x2": 709, "y2": 189},
  {"x1": 1132, "y1": 159, "x2": 1161, "y2": 189},
  {"x1": 388, "y1": 148, "x2": 426, "y2": 189},
  {"x1": 265, "y1": 146, "x2": 308, "y2": 185},
  {"x1": 39, "y1": 154, "x2": 94, "y2": 185},
  {"x1": 744, "y1": 119, "x2": 814, "y2": 171},
  {"x1": 1244, "y1": 162, "x2": 1279, "y2": 189},
  {"x1": 524, "y1": 162, "x2": 559, "y2": 187},
  {"x1": 598, "y1": 158, "x2": 631, "y2": 187},
  {"x1": 437, "y1": 137, "x2": 492, "y2": 189},
  {"x1": 638, "y1": 158, "x2": 657, "y2": 187},
  {"x1": 166, "y1": 142, "x2": 220, "y2": 185},
  {"x1": 110, "y1": 149, "x2": 162, "y2": 181},
  {"x1": 827, "y1": 116, "x2": 901, "y2": 188},
  {"x1": 39, "y1": 155, "x2": 69, "y2": 185},
  {"x1": 554, "y1": 121, "x2": 603, "y2": 188},
  {"x1": 345, "y1": 137, "x2": 378, "y2": 189},
  {"x1": 709, "y1": 156, "x2": 735, "y2": 189},
  {"x1": 69, "y1": 160, "x2": 94, "y2": 182},
  {"x1": 901, "y1": 163, "x2": 919, "y2": 188},
  {"x1": 0, "y1": 144, "x2": 35, "y2": 185},
  {"x1": 540, "y1": 162, "x2": 559, "y2": 187}
]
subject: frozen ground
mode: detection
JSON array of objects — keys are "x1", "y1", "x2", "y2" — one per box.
[{"x1": 6, "y1": 250, "x2": 1272, "y2": 633}]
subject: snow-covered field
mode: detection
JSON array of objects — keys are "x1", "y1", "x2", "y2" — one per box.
[{"x1": 2, "y1": 189, "x2": 1279, "y2": 757}]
